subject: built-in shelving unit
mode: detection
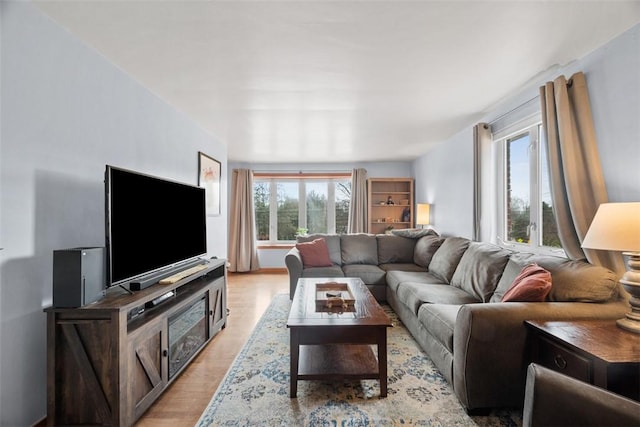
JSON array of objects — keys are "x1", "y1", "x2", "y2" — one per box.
[
  {"x1": 45, "y1": 258, "x2": 227, "y2": 426},
  {"x1": 367, "y1": 178, "x2": 414, "y2": 234}
]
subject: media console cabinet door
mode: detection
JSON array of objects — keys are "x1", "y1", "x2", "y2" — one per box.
[
  {"x1": 128, "y1": 319, "x2": 168, "y2": 422},
  {"x1": 47, "y1": 310, "x2": 121, "y2": 426}
]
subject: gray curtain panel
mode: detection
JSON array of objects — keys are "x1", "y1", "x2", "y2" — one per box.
[{"x1": 540, "y1": 71, "x2": 624, "y2": 275}]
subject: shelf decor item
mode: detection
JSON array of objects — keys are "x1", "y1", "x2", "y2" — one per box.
[
  {"x1": 582, "y1": 202, "x2": 640, "y2": 333},
  {"x1": 198, "y1": 151, "x2": 221, "y2": 216}
]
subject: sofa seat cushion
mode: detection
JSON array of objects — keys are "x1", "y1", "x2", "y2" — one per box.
[
  {"x1": 301, "y1": 265, "x2": 345, "y2": 279},
  {"x1": 386, "y1": 270, "x2": 441, "y2": 293},
  {"x1": 397, "y1": 282, "x2": 480, "y2": 314},
  {"x1": 341, "y1": 234, "x2": 378, "y2": 265},
  {"x1": 297, "y1": 233, "x2": 342, "y2": 265},
  {"x1": 342, "y1": 264, "x2": 386, "y2": 285},
  {"x1": 379, "y1": 263, "x2": 426, "y2": 273},
  {"x1": 377, "y1": 235, "x2": 416, "y2": 264},
  {"x1": 417, "y1": 304, "x2": 461, "y2": 353},
  {"x1": 450, "y1": 242, "x2": 512, "y2": 302}
]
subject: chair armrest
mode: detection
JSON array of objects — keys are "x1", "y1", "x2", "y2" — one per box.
[
  {"x1": 524, "y1": 363, "x2": 640, "y2": 427},
  {"x1": 453, "y1": 300, "x2": 628, "y2": 410},
  {"x1": 285, "y1": 247, "x2": 303, "y2": 299}
]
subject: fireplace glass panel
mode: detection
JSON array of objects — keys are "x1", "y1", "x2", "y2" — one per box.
[{"x1": 168, "y1": 296, "x2": 208, "y2": 379}]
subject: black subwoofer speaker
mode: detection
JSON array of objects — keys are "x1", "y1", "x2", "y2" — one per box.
[{"x1": 53, "y1": 247, "x2": 106, "y2": 308}]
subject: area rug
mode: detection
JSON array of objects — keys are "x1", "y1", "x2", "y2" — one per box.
[{"x1": 196, "y1": 293, "x2": 522, "y2": 426}]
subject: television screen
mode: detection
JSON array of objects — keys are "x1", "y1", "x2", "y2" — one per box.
[{"x1": 105, "y1": 165, "x2": 207, "y2": 287}]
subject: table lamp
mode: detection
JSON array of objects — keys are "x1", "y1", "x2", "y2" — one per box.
[
  {"x1": 582, "y1": 202, "x2": 640, "y2": 333},
  {"x1": 416, "y1": 203, "x2": 431, "y2": 229}
]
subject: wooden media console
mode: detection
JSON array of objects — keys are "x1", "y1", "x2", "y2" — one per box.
[{"x1": 45, "y1": 258, "x2": 227, "y2": 426}]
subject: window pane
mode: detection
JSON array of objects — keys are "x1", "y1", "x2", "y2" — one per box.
[
  {"x1": 306, "y1": 182, "x2": 327, "y2": 234},
  {"x1": 507, "y1": 133, "x2": 531, "y2": 244},
  {"x1": 277, "y1": 182, "x2": 298, "y2": 240},
  {"x1": 253, "y1": 181, "x2": 270, "y2": 241},
  {"x1": 335, "y1": 180, "x2": 351, "y2": 234},
  {"x1": 540, "y1": 139, "x2": 561, "y2": 247}
]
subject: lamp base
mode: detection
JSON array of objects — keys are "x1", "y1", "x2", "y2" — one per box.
[{"x1": 616, "y1": 252, "x2": 640, "y2": 334}]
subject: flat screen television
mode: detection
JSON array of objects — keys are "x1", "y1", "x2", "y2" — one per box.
[{"x1": 105, "y1": 165, "x2": 207, "y2": 289}]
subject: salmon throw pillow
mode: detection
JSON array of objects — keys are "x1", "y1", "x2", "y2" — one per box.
[
  {"x1": 296, "y1": 238, "x2": 333, "y2": 268},
  {"x1": 501, "y1": 263, "x2": 552, "y2": 302}
]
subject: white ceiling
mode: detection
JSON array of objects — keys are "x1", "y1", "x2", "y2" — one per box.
[{"x1": 33, "y1": 1, "x2": 640, "y2": 163}]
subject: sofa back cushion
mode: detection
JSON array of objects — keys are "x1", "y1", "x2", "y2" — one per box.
[
  {"x1": 428, "y1": 237, "x2": 471, "y2": 283},
  {"x1": 297, "y1": 233, "x2": 342, "y2": 265},
  {"x1": 492, "y1": 253, "x2": 619, "y2": 303},
  {"x1": 413, "y1": 234, "x2": 445, "y2": 269},
  {"x1": 450, "y1": 242, "x2": 512, "y2": 302},
  {"x1": 377, "y1": 234, "x2": 415, "y2": 264},
  {"x1": 341, "y1": 234, "x2": 378, "y2": 265}
]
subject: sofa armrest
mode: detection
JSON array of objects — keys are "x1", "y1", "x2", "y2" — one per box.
[
  {"x1": 285, "y1": 247, "x2": 303, "y2": 299},
  {"x1": 524, "y1": 363, "x2": 640, "y2": 427},
  {"x1": 453, "y1": 299, "x2": 628, "y2": 410}
]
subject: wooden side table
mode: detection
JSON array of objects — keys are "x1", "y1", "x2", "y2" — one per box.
[{"x1": 525, "y1": 319, "x2": 640, "y2": 401}]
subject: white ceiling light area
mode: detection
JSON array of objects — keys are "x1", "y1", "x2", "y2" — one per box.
[{"x1": 33, "y1": 1, "x2": 640, "y2": 163}]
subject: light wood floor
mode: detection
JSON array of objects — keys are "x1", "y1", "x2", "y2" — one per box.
[{"x1": 135, "y1": 270, "x2": 289, "y2": 427}]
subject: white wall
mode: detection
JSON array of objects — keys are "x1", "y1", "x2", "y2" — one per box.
[
  {"x1": 229, "y1": 161, "x2": 413, "y2": 268},
  {"x1": 0, "y1": 3, "x2": 228, "y2": 425},
  {"x1": 413, "y1": 23, "x2": 640, "y2": 239}
]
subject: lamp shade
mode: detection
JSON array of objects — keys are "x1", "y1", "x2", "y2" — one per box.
[
  {"x1": 416, "y1": 203, "x2": 430, "y2": 226},
  {"x1": 582, "y1": 202, "x2": 640, "y2": 252}
]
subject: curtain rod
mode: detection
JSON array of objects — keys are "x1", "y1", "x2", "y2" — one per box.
[
  {"x1": 488, "y1": 96, "x2": 540, "y2": 126},
  {"x1": 253, "y1": 170, "x2": 351, "y2": 174}
]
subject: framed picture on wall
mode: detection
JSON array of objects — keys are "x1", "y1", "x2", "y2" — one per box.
[{"x1": 198, "y1": 151, "x2": 221, "y2": 216}]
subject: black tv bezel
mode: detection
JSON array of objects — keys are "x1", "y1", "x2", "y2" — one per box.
[{"x1": 104, "y1": 165, "x2": 207, "y2": 288}]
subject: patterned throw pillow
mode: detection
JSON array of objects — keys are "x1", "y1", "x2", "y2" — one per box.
[
  {"x1": 501, "y1": 263, "x2": 552, "y2": 302},
  {"x1": 296, "y1": 238, "x2": 333, "y2": 268}
]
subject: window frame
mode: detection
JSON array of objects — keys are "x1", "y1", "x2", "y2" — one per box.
[
  {"x1": 253, "y1": 172, "x2": 351, "y2": 244},
  {"x1": 493, "y1": 116, "x2": 565, "y2": 256}
]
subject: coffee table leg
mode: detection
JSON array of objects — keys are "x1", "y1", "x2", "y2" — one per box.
[
  {"x1": 290, "y1": 328, "x2": 299, "y2": 398},
  {"x1": 378, "y1": 328, "x2": 388, "y2": 397}
]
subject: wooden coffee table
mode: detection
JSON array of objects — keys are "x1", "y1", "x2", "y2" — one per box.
[{"x1": 287, "y1": 277, "x2": 393, "y2": 398}]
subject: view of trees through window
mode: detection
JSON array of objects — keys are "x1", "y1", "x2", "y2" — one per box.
[
  {"x1": 254, "y1": 176, "x2": 351, "y2": 242},
  {"x1": 504, "y1": 126, "x2": 561, "y2": 249}
]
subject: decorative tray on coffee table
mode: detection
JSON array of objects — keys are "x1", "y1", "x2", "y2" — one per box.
[{"x1": 315, "y1": 282, "x2": 355, "y2": 310}]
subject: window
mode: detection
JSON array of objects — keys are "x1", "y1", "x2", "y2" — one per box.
[
  {"x1": 253, "y1": 174, "x2": 351, "y2": 243},
  {"x1": 495, "y1": 120, "x2": 562, "y2": 253}
]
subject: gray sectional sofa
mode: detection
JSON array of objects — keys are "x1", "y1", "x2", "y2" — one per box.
[{"x1": 284, "y1": 232, "x2": 629, "y2": 412}]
